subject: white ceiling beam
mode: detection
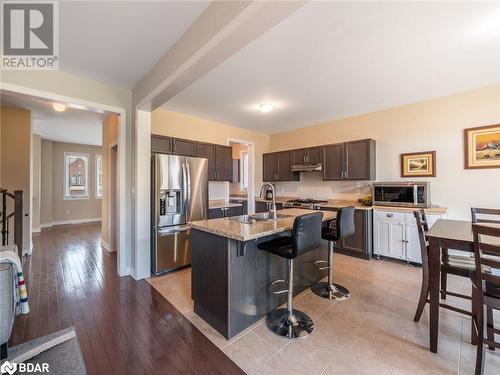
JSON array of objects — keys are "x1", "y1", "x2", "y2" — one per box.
[{"x1": 133, "y1": 0, "x2": 306, "y2": 111}]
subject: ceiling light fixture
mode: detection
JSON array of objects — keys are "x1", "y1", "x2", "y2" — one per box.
[
  {"x1": 258, "y1": 102, "x2": 274, "y2": 113},
  {"x1": 52, "y1": 103, "x2": 66, "y2": 112}
]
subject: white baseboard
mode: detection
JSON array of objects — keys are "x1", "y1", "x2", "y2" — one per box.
[
  {"x1": 101, "y1": 240, "x2": 116, "y2": 253},
  {"x1": 40, "y1": 217, "x2": 102, "y2": 228}
]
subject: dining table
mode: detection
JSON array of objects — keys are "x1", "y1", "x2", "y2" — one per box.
[{"x1": 426, "y1": 218, "x2": 500, "y2": 353}]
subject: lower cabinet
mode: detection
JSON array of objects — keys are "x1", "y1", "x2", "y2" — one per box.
[
  {"x1": 229, "y1": 199, "x2": 248, "y2": 215},
  {"x1": 208, "y1": 206, "x2": 244, "y2": 219},
  {"x1": 373, "y1": 209, "x2": 446, "y2": 264},
  {"x1": 315, "y1": 206, "x2": 372, "y2": 260}
]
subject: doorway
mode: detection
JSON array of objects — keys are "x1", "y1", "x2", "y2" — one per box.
[
  {"x1": 109, "y1": 144, "x2": 118, "y2": 252},
  {"x1": 228, "y1": 139, "x2": 255, "y2": 214}
]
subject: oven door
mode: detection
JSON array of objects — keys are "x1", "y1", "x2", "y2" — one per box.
[{"x1": 373, "y1": 185, "x2": 418, "y2": 207}]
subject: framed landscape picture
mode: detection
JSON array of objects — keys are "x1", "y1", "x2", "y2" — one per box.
[
  {"x1": 401, "y1": 151, "x2": 436, "y2": 177},
  {"x1": 464, "y1": 124, "x2": 500, "y2": 169}
]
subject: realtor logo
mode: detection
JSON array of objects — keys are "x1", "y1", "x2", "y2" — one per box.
[
  {"x1": 0, "y1": 361, "x2": 17, "y2": 375},
  {"x1": 1, "y1": 1, "x2": 59, "y2": 69}
]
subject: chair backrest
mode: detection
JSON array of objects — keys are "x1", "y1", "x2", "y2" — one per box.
[
  {"x1": 292, "y1": 212, "x2": 323, "y2": 258},
  {"x1": 413, "y1": 209, "x2": 429, "y2": 266},
  {"x1": 471, "y1": 207, "x2": 500, "y2": 225},
  {"x1": 335, "y1": 206, "x2": 355, "y2": 240},
  {"x1": 472, "y1": 224, "x2": 500, "y2": 293}
]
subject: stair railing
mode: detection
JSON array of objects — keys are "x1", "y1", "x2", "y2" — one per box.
[{"x1": 0, "y1": 188, "x2": 23, "y2": 258}]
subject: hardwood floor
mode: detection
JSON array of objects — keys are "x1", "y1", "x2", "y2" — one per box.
[{"x1": 9, "y1": 222, "x2": 243, "y2": 375}]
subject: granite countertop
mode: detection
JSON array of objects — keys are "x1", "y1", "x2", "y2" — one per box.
[
  {"x1": 189, "y1": 208, "x2": 336, "y2": 241},
  {"x1": 371, "y1": 205, "x2": 448, "y2": 214},
  {"x1": 209, "y1": 200, "x2": 243, "y2": 209}
]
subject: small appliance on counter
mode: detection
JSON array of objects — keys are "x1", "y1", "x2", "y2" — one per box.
[
  {"x1": 264, "y1": 185, "x2": 275, "y2": 200},
  {"x1": 372, "y1": 181, "x2": 430, "y2": 208}
]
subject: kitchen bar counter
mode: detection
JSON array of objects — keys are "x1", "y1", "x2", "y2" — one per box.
[
  {"x1": 208, "y1": 199, "x2": 243, "y2": 209},
  {"x1": 191, "y1": 208, "x2": 336, "y2": 339},
  {"x1": 190, "y1": 208, "x2": 336, "y2": 241}
]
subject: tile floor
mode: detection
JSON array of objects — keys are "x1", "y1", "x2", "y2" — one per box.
[{"x1": 147, "y1": 255, "x2": 500, "y2": 375}]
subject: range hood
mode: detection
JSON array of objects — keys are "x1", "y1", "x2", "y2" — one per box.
[{"x1": 291, "y1": 163, "x2": 323, "y2": 172}]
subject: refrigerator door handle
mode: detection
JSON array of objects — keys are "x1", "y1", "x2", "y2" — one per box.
[
  {"x1": 182, "y1": 162, "x2": 188, "y2": 217},
  {"x1": 185, "y1": 161, "x2": 191, "y2": 217}
]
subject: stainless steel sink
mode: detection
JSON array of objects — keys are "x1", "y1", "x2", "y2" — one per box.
[{"x1": 231, "y1": 212, "x2": 292, "y2": 224}]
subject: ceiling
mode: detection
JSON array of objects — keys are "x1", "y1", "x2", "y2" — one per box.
[
  {"x1": 59, "y1": 1, "x2": 209, "y2": 88},
  {"x1": 1, "y1": 92, "x2": 105, "y2": 146},
  {"x1": 163, "y1": 1, "x2": 500, "y2": 134}
]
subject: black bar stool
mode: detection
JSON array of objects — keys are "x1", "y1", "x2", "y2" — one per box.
[
  {"x1": 257, "y1": 212, "x2": 323, "y2": 339},
  {"x1": 311, "y1": 206, "x2": 355, "y2": 300}
]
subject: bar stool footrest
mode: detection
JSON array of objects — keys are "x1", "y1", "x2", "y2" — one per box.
[
  {"x1": 269, "y1": 279, "x2": 288, "y2": 295},
  {"x1": 313, "y1": 260, "x2": 330, "y2": 271},
  {"x1": 311, "y1": 281, "x2": 350, "y2": 300},
  {"x1": 266, "y1": 308, "x2": 314, "y2": 339}
]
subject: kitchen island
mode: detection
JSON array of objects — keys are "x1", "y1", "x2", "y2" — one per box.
[{"x1": 189, "y1": 208, "x2": 336, "y2": 339}]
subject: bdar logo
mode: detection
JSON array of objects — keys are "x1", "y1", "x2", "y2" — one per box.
[{"x1": 0, "y1": 360, "x2": 17, "y2": 375}]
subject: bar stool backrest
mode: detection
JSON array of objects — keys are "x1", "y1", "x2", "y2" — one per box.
[
  {"x1": 292, "y1": 212, "x2": 323, "y2": 258},
  {"x1": 413, "y1": 209, "x2": 429, "y2": 266},
  {"x1": 335, "y1": 206, "x2": 355, "y2": 240},
  {"x1": 471, "y1": 207, "x2": 500, "y2": 225}
]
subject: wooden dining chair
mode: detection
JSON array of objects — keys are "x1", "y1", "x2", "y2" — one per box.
[
  {"x1": 413, "y1": 209, "x2": 474, "y2": 322},
  {"x1": 472, "y1": 223, "x2": 500, "y2": 375}
]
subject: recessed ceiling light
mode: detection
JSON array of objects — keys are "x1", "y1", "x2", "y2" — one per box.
[
  {"x1": 52, "y1": 103, "x2": 66, "y2": 112},
  {"x1": 258, "y1": 103, "x2": 274, "y2": 113}
]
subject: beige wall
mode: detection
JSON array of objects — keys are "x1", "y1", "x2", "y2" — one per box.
[
  {"x1": 151, "y1": 109, "x2": 270, "y2": 198},
  {"x1": 40, "y1": 140, "x2": 102, "y2": 225},
  {"x1": 32, "y1": 134, "x2": 41, "y2": 232},
  {"x1": 0, "y1": 106, "x2": 32, "y2": 252},
  {"x1": 40, "y1": 140, "x2": 53, "y2": 225},
  {"x1": 269, "y1": 85, "x2": 500, "y2": 220},
  {"x1": 101, "y1": 114, "x2": 119, "y2": 250}
]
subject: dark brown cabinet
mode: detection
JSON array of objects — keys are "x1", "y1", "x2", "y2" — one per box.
[
  {"x1": 323, "y1": 139, "x2": 375, "y2": 181},
  {"x1": 316, "y1": 207, "x2": 372, "y2": 259},
  {"x1": 151, "y1": 135, "x2": 173, "y2": 154},
  {"x1": 196, "y1": 142, "x2": 216, "y2": 180},
  {"x1": 208, "y1": 206, "x2": 243, "y2": 219},
  {"x1": 214, "y1": 145, "x2": 232, "y2": 181},
  {"x1": 255, "y1": 201, "x2": 283, "y2": 213},
  {"x1": 262, "y1": 151, "x2": 299, "y2": 182},
  {"x1": 172, "y1": 138, "x2": 197, "y2": 156},
  {"x1": 292, "y1": 147, "x2": 323, "y2": 164}
]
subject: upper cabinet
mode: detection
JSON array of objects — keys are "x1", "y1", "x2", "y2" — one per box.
[
  {"x1": 324, "y1": 139, "x2": 376, "y2": 181},
  {"x1": 196, "y1": 142, "x2": 216, "y2": 180},
  {"x1": 264, "y1": 138, "x2": 376, "y2": 182},
  {"x1": 263, "y1": 151, "x2": 299, "y2": 182},
  {"x1": 292, "y1": 147, "x2": 323, "y2": 164},
  {"x1": 152, "y1": 134, "x2": 232, "y2": 182},
  {"x1": 214, "y1": 145, "x2": 232, "y2": 181},
  {"x1": 172, "y1": 138, "x2": 196, "y2": 156}
]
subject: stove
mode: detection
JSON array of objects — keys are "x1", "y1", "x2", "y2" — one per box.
[{"x1": 283, "y1": 198, "x2": 328, "y2": 209}]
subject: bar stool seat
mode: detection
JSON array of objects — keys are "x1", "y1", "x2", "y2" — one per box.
[{"x1": 258, "y1": 212, "x2": 323, "y2": 339}]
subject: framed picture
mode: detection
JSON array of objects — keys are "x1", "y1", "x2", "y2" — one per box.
[
  {"x1": 401, "y1": 151, "x2": 436, "y2": 177},
  {"x1": 464, "y1": 124, "x2": 500, "y2": 169}
]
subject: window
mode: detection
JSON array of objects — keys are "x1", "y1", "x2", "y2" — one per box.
[
  {"x1": 240, "y1": 151, "x2": 249, "y2": 191},
  {"x1": 96, "y1": 154, "x2": 103, "y2": 198},
  {"x1": 64, "y1": 152, "x2": 89, "y2": 200}
]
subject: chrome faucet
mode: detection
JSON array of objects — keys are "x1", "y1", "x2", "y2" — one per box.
[{"x1": 260, "y1": 183, "x2": 277, "y2": 220}]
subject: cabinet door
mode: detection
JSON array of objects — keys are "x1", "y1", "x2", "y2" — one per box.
[
  {"x1": 151, "y1": 135, "x2": 172, "y2": 154},
  {"x1": 263, "y1": 153, "x2": 279, "y2": 181},
  {"x1": 277, "y1": 151, "x2": 299, "y2": 181},
  {"x1": 292, "y1": 149, "x2": 307, "y2": 164},
  {"x1": 172, "y1": 138, "x2": 197, "y2": 156},
  {"x1": 307, "y1": 147, "x2": 323, "y2": 164},
  {"x1": 374, "y1": 221, "x2": 391, "y2": 257},
  {"x1": 323, "y1": 143, "x2": 345, "y2": 180},
  {"x1": 196, "y1": 142, "x2": 216, "y2": 180},
  {"x1": 405, "y1": 224, "x2": 422, "y2": 263},
  {"x1": 226, "y1": 206, "x2": 243, "y2": 217},
  {"x1": 345, "y1": 139, "x2": 375, "y2": 180},
  {"x1": 208, "y1": 208, "x2": 224, "y2": 219},
  {"x1": 389, "y1": 223, "x2": 406, "y2": 259},
  {"x1": 215, "y1": 145, "x2": 232, "y2": 181},
  {"x1": 342, "y1": 210, "x2": 366, "y2": 255},
  {"x1": 255, "y1": 201, "x2": 269, "y2": 213}
]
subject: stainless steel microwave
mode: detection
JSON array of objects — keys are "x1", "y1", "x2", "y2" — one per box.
[{"x1": 372, "y1": 182, "x2": 430, "y2": 208}]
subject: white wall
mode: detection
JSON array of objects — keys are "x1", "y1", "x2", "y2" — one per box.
[{"x1": 270, "y1": 85, "x2": 500, "y2": 220}]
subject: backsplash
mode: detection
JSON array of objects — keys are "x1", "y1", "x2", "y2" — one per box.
[
  {"x1": 209, "y1": 181, "x2": 228, "y2": 200},
  {"x1": 273, "y1": 172, "x2": 372, "y2": 200}
]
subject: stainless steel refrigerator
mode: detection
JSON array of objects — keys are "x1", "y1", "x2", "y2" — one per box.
[{"x1": 151, "y1": 154, "x2": 208, "y2": 275}]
